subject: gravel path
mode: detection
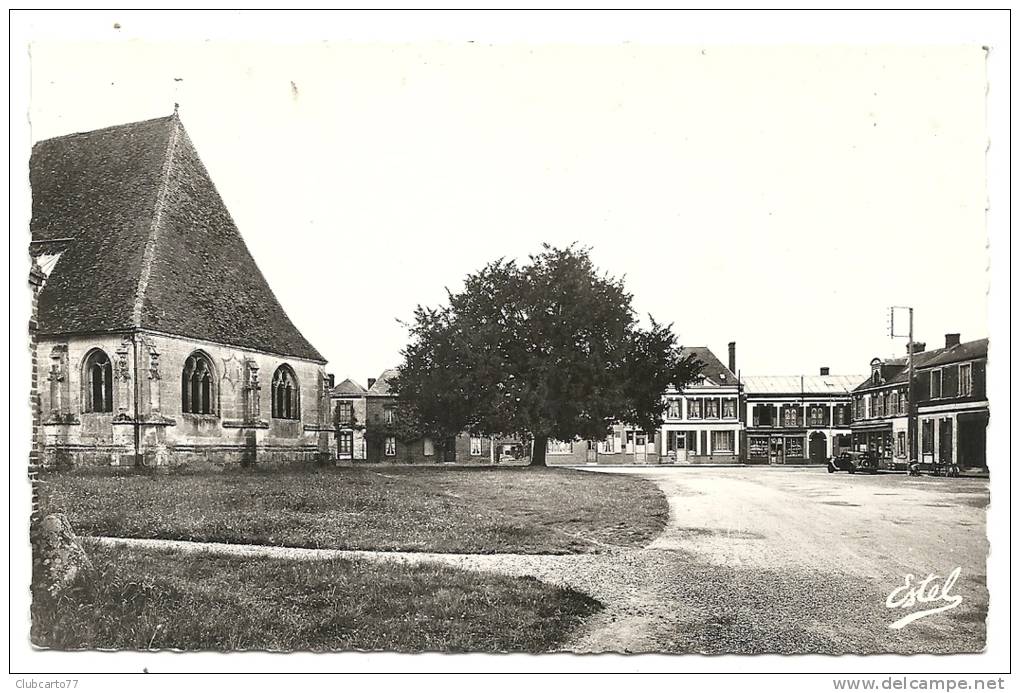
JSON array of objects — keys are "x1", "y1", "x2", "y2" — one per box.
[{"x1": 95, "y1": 467, "x2": 989, "y2": 654}]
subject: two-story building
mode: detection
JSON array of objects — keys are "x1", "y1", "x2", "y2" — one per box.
[
  {"x1": 850, "y1": 334, "x2": 988, "y2": 472},
  {"x1": 851, "y1": 347, "x2": 917, "y2": 470},
  {"x1": 915, "y1": 336, "x2": 988, "y2": 472},
  {"x1": 742, "y1": 369, "x2": 864, "y2": 465},
  {"x1": 658, "y1": 343, "x2": 742, "y2": 463},
  {"x1": 330, "y1": 378, "x2": 367, "y2": 461},
  {"x1": 550, "y1": 343, "x2": 742, "y2": 465},
  {"x1": 363, "y1": 369, "x2": 500, "y2": 464}
]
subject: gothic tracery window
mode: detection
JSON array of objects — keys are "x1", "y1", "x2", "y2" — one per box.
[
  {"x1": 83, "y1": 349, "x2": 113, "y2": 413},
  {"x1": 272, "y1": 364, "x2": 300, "y2": 420},
  {"x1": 182, "y1": 352, "x2": 215, "y2": 415}
]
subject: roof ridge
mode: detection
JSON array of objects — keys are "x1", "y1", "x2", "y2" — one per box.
[
  {"x1": 745, "y1": 373, "x2": 869, "y2": 379},
  {"x1": 131, "y1": 113, "x2": 180, "y2": 326},
  {"x1": 34, "y1": 115, "x2": 174, "y2": 147}
]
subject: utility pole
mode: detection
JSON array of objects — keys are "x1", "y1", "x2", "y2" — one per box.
[{"x1": 890, "y1": 306, "x2": 916, "y2": 463}]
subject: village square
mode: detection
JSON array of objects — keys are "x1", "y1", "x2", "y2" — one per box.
[{"x1": 25, "y1": 109, "x2": 990, "y2": 655}]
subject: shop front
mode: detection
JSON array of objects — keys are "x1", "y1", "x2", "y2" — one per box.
[
  {"x1": 851, "y1": 422, "x2": 894, "y2": 467},
  {"x1": 746, "y1": 432, "x2": 807, "y2": 464},
  {"x1": 917, "y1": 406, "x2": 988, "y2": 472}
]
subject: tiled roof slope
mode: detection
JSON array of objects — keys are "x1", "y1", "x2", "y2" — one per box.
[
  {"x1": 31, "y1": 114, "x2": 326, "y2": 363},
  {"x1": 367, "y1": 368, "x2": 400, "y2": 396},
  {"x1": 331, "y1": 378, "x2": 367, "y2": 397},
  {"x1": 31, "y1": 117, "x2": 171, "y2": 332},
  {"x1": 680, "y1": 346, "x2": 737, "y2": 386},
  {"x1": 853, "y1": 338, "x2": 988, "y2": 391},
  {"x1": 743, "y1": 374, "x2": 870, "y2": 395}
]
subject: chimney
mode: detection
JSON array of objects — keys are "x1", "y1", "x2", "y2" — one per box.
[
  {"x1": 945, "y1": 333, "x2": 961, "y2": 348},
  {"x1": 906, "y1": 341, "x2": 927, "y2": 355},
  {"x1": 728, "y1": 342, "x2": 736, "y2": 374},
  {"x1": 367, "y1": 377, "x2": 376, "y2": 390},
  {"x1": 819, "y1": 367, "x2": 830, "y2": 376}
]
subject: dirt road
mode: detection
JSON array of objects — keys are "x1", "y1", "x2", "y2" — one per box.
[{"x1": 561, "y1": 466, "x2": 989, "y2": 654}]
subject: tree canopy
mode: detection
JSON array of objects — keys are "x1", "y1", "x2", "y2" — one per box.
[{"x1": 394, "y1": 244, "x2": 702, "y2": 466}]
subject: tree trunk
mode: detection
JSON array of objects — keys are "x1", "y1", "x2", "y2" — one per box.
[{"x1": 530, "y1": 435, "x2": 549, "y2": 467}]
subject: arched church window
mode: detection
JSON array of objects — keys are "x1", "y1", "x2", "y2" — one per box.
[
  {"x1": 272, "y1": 364, "x2": 300, "y2": 420},
  {"x1": 83, "y1": 349, "x2": 113, "y2": 413},
  {"x1": 182, "y1": 352, "x2": 215, "y2": 415}
]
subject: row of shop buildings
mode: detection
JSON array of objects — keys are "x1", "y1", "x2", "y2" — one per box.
[
  {"x1": 331, "y1": 336, "x2": 989, "y2": 472},
  {"x1": 849, "y1": 334, "x2": 988, "y2": 472}
]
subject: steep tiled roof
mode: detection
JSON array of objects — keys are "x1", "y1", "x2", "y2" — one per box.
[
  {"x1": 681, "y1": 346, "x2": 736, "y2": 386},
  {"x1": 743, "y1": 374, "x2": 870, "y2": 395},
  {"x1": 30, "y1": 114, "x2": 325, "y2": 363},
  {"x1": 853, "y1": 338, "x2": 988, "y2": 391},
  {"x1": 366, "y1": 368, "x2": 400, "y2": 396},
  {"x1": 331, "y1": 378, "x2": 367, "y2": 397}
]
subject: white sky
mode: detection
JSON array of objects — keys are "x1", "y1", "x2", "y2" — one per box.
[{"x1": 28, "y1": 40, "x2": 989, "y2": 384}]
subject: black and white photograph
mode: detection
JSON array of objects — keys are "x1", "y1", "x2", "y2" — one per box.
[{"x1": 8, "y1": 8, "x2": 1012, "y2": 687}]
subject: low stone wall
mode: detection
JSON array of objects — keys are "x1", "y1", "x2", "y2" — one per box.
[{"x1": 38, "y1": 443, "x2": 327, "y2": 471}]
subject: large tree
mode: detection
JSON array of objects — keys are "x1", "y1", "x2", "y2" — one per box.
[{"x1": 394, "y1": 244, "x2": 702, "y2": 466}]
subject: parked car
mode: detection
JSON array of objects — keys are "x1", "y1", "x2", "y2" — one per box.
[{"x1": 828, "y1": 450, "x2": 879, "y2": 474}]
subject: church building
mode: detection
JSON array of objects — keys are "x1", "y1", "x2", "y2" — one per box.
[{"x1": 30, "y1": 112, "x2": 331, "y2": 468}]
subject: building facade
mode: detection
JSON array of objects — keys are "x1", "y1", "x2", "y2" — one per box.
[
  {"x1": 850, "y1": 334, "x2": 988, "y2": 472},
  {"x1": 914, "y1": 336, "x2": 988, "y2": 472},
  {"x1": 362, "y1": 369, "x2": 503, "y2": 464},
  {"x1": 330, "y1": 378, "x2": 368, "y2": 461},
  {"x1": 658, "y1": 344, "x2": 742, "y2": 463},
  {"x1": 31, "y1": 114, "x2": 331, "y2": 468},
  {"x1": 850, "y1": 353, "x2": 911, "y2": 470},
  {"x1": 742, "y1": 369, "x2": 864, "y2": 465}
]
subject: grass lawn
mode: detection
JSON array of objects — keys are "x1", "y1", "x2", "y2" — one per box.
[
  {"x1": 37, "y1": 466, "x2": 667, "y2": 554},
  {"x1": 32, "y1": 542, "x2": 599, "y2": 652}
]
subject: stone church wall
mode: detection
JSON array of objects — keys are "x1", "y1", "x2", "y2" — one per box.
[{"x1": 36, "y1": 331, "x2": 330, "y2": 469}]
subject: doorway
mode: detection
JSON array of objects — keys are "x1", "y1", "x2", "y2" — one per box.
[
  {"x1": 938, "y1": 419, "x2": 954, "y2": 466},
  {"x1": 809, "y1": 432, "x2": 827, "y2": 464},
  {"x1": 769, "y1": 436, "x2": 785, "y2": 465},
  {"x1": 634, "y1": 432, "x2": 648, "y2": 463},
  {"x1": 956, "y1": 412, "x2": 987, "y2": 470}
]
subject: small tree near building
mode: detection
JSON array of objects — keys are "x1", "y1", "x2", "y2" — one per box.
[{"x1": 395, "y1": 244, "x2": 702, "y2": 466}]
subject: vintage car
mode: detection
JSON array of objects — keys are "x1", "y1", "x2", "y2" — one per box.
[{"x1": 827, "y1": 450, "x2": 879, "y2": 474}]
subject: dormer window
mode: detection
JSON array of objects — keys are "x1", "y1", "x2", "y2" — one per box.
[{"x1": 872, "y1": 371, "x2": 881, "y2": 386}]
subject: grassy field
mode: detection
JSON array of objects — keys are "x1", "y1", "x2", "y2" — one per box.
[
  {"x1": 37, "y1": 466, "x2": 668, "y2": 554},
  {"x1": 32, "y1": 542, "x2": 599, "y2": 652}
]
